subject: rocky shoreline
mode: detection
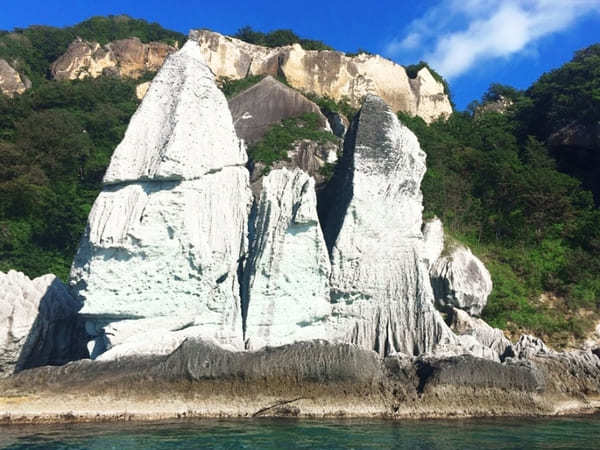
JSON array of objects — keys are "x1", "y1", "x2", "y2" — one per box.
[{"x1": 2, "y1": 340, "x2": 599, "y2": 425}]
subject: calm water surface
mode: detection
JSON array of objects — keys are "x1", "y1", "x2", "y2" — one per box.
[{"x1": 1, "y1": 416, "x2": 600, "y2": 449}]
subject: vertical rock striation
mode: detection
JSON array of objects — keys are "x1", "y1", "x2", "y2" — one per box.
[
  {"x1": 70, "y1": 41, "x2": 252, "y2": 359},
  {"x1": 244, "y1": 168, "x2": 331, "y2": 350},
  {"x1": 0, "y1": 271, "x2": 85, "y2": 375},
  {"x1": 320, "y1": 94, "x2": 456, "y2": 356}
]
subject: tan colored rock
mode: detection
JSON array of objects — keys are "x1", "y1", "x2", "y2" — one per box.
[
  {"x1": 0, "y1": 59, "x2": 30, "y2": 97},
  {"x1": 135, "y1": 81, "x2": 151, "y2": 100},
  {"x1": 51, "y1": 37, "x2": 176, "y2": 81},
  {"x1": 190, "y1": 29, "x2": 452, "y2": 123}
]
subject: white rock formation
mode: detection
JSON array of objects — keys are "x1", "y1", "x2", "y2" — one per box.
[
  {"x1": 190, "y1": 30, "x2": 452, "y2": 124},
  {"x1": 244, "y1": 168, "x2": 331, "y2": 350},
  {"x1": 70, "y1": 40, "x2": 253, "y2": 358},
  {"x1": 450, "y1": 307, "x2": 511, "y2": 358},
  {"x1": 135, "y1": 81, "x2": 151, "y2": 100},
  {"x1": 0, "y1": 270, "x2": 83, "y2": 375},
  {"x1": 320, "y1": 94, "x2": 456, "y2": 356},
  {"x1": 422, "y1": 217, "x2": 444, "y2": 269},
  {"x1": 430, "y1": 246, "x2": 493, "y2": 316}
]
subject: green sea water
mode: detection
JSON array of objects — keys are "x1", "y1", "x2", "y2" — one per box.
[{"x1": 1, "y1": 417, "x2": 599, "y2": 449}]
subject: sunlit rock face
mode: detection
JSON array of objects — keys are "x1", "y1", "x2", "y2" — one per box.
[
  {"x1": 0, "y1": 59, "x2": 30, "y2": 97},
  {"x1": 243, "y1": 168, "x2": 331, "y2": 350},
  {"x1": 70, "y1": 41, "x2": 252, "y2": 358},
  {"x1": 50, "y1": 37, "x2": 176, "y2": 81},
  {"x1": 319, "y1": 94, "x2": 456, "y2": 356},
  {"x1": 0, "y1": 271, "x2": 85, "y2": 375},
  {"x1": 190, "y1": 29, "x2": 452, "y2": 124}
]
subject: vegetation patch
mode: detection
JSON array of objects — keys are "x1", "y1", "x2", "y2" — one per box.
[
  {"x1": 247, "y1": 113, "x2": 338, "y2": 167},
  {"x1": 218, "y1": 75, "x2": 265, "y2": 98},
  {"x1": 233, "y1": 26, "x2": 332, "y2": 51}
]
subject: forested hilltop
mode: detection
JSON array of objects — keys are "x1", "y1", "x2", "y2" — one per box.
[{"x1": 0, "y1": 15, "x2": 598, "y2": 347}]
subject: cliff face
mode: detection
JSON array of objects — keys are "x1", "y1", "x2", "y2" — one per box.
[
  {"x1": 190, "y1": 30, "x2": 452, "y2": 124},
  {"x1": 50, "y1": 37, "x2": 176, "y2": 80},
  {"x1": 70, "y1": 40, "x2": 252, "y2": 358},
  {"x1": 0, "y1": 59, "x2": 30, "y2": 96}
]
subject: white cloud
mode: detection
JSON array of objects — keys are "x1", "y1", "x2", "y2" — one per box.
[{"x1": 384, "y1": 0, "x2": 600, "y2": 79}]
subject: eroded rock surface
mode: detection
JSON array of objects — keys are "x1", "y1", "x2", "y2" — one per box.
[
  {"x1": 430, "y1": 245, "x2": 492, "y2": 316},
  {"x1": 319, "y1": 94, "x2": 456, "y2": 356},
  {"x1": 0, "y1": 59, "x2": 30, "y2": 97},
  {"x1": 70, "y1": 40, "x2": 252, "y2": 358},
  {"x1": 244, "y1": 169, "x2": 331, "y2": 350},
  {"x1": 449, "y1": 307, "x2": 511, "y2": 359},
  {"x1": 51, "y1": 37, "x2": 176, "y2": 81},
  {"x1": 0, "y1": 270, "x2": 85, "y2": 375},
  {"x1": 229, "y1": 75, "x2": 329, "y2": 144},
  {"x1": 422, "y1": 217, "x2": 444, "y2": 269},
  {"x1": 190, "y1": 30, "x2": 452, "y2": 123}
]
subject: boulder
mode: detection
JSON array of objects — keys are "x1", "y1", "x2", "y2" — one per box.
[
  {"x1": 0, "y1": 270, "x2": 85, "y2": 375},
  {"x1": 430, "y1": 245, "x2": 492, "y2": 316},
  {"x1": 244, "y1": 168, "x2": 331, "y2": 350},
  {"x1": 190, "y1": 29, "x2": 452, "y2": 124},
  {"x1": 228, "y1": 75, "x2": 330, "y2": 144},
  {"x1": 70, "y1": 40, "x2": 253, "y2": 359},
  {"x1": 51, "y1": 37, "x2": 176, "y2": 81},
  {"x1": 0, "y1": 59, "x2": 30, "y2": 97},
  {"x1": 319, "y1": 94, "x2": 456, "y2": 356},
  {"x1": 449, "y1": 307, "x2": 511, "y2": 358}
]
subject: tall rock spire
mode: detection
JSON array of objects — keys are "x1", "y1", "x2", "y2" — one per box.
[
  {"x1": 70, "y1": 40, "x2": 252, "y2": 359},
  {"x1": 320, "y1": 94, "x2": 456, "y2": 356}
]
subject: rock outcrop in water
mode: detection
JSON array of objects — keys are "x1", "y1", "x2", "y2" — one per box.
[
  {"x1": 190, "y1": 29, "x2": 452, "y2": 123},
  {"x1": 0, "y1": 271, "x2": 85, "y2": 376},
  {"x1": 0, "y1": 59, "x2": 30, "y2": 97},
  {"x1": 319, "y1": 95, "x2": 456, "y2": 356},
  {"x1": 51, "y1": 37, "x2": 176, "y2": 80},
  {"x1": 70, "y1": 40, "x2": 252, "y2": 359}
]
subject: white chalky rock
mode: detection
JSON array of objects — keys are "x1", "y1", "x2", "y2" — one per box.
[
  {"x1": 320, "y1": 95, "x2": 456, "y2": 356},
  {"x1": 244, "y1": 168, "x2": 331, "y2": 350},
  {"x1": 70, "y1": 40, "x2": 253, "y2": 357},
  {"x1": 422, "y1": 217, "x2": 444, "y2": 269},
  {"x1": 0, "y1": 270, "x2": 83, "y2": 375},
  {"x1": 430, "y1": 246, "x2": 493, "y2": 317},
  {"x1": 450, "y1": 307, "x2": 511, "y2": 359}
]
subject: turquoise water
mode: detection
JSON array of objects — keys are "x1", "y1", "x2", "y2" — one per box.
[{"x1": 1, "y1": 417, "x2": 600, "y2": 449}]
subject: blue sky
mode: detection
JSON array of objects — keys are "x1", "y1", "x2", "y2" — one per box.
[{"x1": 1, "y1": 0, "x2": 599, "y2": 110}]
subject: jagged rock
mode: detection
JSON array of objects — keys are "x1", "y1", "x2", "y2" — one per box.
[
  {"x1": 0, "y1": 270, "x2": 85, "y2": 375},
  {"x1": 70, "y1": 40, "x2": 253, "y2": 358},
  {"x1": 0, "y1": 59, "x2": 30, "y2": 97},
  {"x1": 319, "y1": 94, "x2": 456, "y2": 356},
  {"x1": 244, "y1": 168, "x2": 331, "y2": 350},
  {"x1": 475, "y1": 95, "x2": 513, "y2": 117},
  {"x1": 512, "y1": 334, "x2": 552, "y2": 359},
  {"x1": 324, "y1": 111, "x2": 349, "y2": 138},
  {"x1": 449, "y1": 307, "x2": 511, "y2": 358},
  {"x1": 249, "y1": 139, "x2": 338, "y2": 196},
  {"x1": 135, "y1": 81, "x2": 151, "y2": 100},
  {"x1": 50, "y1": 37, "x2": 176, "y2": 81},
  {"x1": 430, "y1": 245, "x2": 492, "y2": 317},
  {"x1": 190, "y1": 29, "x2": 452, "y2": 123},
  {"x1": 422, "y1": 217, "x2": 444, "y2": 269},
  {"x1": 228, "y1": 75, "x2": 330, "y2": 144}
]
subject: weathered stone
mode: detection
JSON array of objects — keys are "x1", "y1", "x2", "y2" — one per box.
[
  {"x1": 50, "y1": 37, "x2": 176, "y2": 81},
  {"x1": 70, "y1": 40, "x2": 253, "y2": 358},
  {"x1": 512, "y1": 334, "x2": 552, "y2": 359},
  {"x1": 135, "y1": 81, "x2": 151, "y2": 100},
  {"x1": 449, "y1": 307, "x2": 511, "y2": 358},
  {"x1": 319, "y1": 94, "x2": 456, "y2": 356},
  {"x1": 430, "y1": 245, "x2": 492, "y2": 316},
  {"x1": 422, "y1": 217, "x2": 444, "y2": 269},
  {"x1": 228, "y1": 75, "x2": 329, "y2": 144},
  {"x1": 190, "y1": 29, "x2": 452, "y2": 123},
  {"x1": 0, "y1": 270, "x2": 85, "y2": 375},
  {"x1": 324, "y1": 111, "x2": 349, "y2": 138},
  {"x1": 244, "y1": 169, "x2": 331, "y2": 350},
  {"x1": 0, "y1": 59, "x2": 30, "y2": 97}
]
